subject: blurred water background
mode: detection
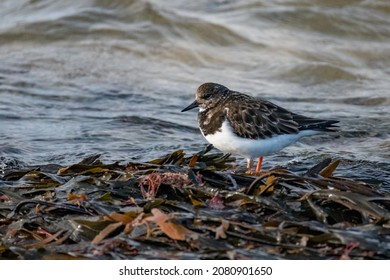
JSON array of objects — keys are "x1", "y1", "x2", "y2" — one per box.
[{"x1": 0, "y1": 0, "x2": 389, "y2": 189}]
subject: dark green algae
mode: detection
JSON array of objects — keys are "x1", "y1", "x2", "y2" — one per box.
[{"x1": 0, "y1": 145, "x2": 389, "y2": 260}]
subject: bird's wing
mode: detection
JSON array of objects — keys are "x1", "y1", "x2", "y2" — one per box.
[{"x1": 225, "y1": 94, "x2": 300, "y2": 140}]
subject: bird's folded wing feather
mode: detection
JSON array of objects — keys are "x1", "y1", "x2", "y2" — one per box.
[{"x1": 225, "y1": 95, "x2": 300, "y2": 140}]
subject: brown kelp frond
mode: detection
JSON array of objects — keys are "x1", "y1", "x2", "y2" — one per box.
[{"x1": 0, "y1": 148, "x2": 389, "y2": 259}]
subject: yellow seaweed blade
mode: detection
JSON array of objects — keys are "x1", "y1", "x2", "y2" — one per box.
[
  {"x1": 256, "y1": 175, "x2": 275, "y2": 195},
  {"x1": 320, "y1": 159, "x2": 340, "y2": 178},
  {"x1": 144, "y1": 208, "x2": 198, "y2": 241}
]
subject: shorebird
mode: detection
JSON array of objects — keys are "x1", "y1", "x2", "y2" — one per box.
[{"x1": 181, "y1": 82, "x2": 339, "y2": 173}]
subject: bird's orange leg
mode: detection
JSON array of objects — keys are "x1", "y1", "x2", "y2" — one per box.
[{"x1": 255, "y1": 156, "x2": 263, "y2": 173}]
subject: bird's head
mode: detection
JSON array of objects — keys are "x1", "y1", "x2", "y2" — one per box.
[{"x1": 181, "y1": 83, "x2": 229, "y2": 112}]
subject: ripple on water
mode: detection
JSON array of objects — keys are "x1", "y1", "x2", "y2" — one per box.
[{"x1": 0, "y1": 0, "x2": 389, "y2": 190}]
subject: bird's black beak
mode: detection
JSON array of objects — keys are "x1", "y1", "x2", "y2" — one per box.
[{"x1": 181, "y1": 100, "x2": 199, "y2": 112}]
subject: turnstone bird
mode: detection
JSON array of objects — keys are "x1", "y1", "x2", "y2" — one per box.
[{"x1": 181, "y1": 82, "x2": 339, "y2": 173}]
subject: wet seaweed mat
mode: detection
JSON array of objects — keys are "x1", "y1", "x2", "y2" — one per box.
[{"x1": 0, "y1": 146, "x2": 389, "y2": 259}]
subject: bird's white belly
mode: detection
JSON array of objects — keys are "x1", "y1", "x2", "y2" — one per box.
[{"x1": 202, "y1": 120, "x2": 318, "y2": 159}]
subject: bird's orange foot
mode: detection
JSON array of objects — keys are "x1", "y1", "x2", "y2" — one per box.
[{"x1": 245, "y1": 156, "x2": 267, "y2": 176}]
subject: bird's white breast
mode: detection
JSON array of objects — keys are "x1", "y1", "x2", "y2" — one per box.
[{"x1": 201, "y1": 119, "x2": 319, "y2": 159}]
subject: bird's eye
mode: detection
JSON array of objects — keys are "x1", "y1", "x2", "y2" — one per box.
[{"x1": 203, "y1": 93, "x2": 212, "y2": 99}]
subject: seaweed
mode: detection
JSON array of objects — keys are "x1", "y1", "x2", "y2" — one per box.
[{"x1": 0, "y1": 145, "x2": 389, "y2": 259}]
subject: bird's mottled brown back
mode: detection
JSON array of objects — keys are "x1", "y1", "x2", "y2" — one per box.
[{"x1": 224, "y1": 92, "x2": 300, "y2": 139}]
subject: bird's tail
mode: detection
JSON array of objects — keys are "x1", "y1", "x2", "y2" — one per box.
[{"x1": 294, "y1": 115, "x2": 339, "y2": 132}]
